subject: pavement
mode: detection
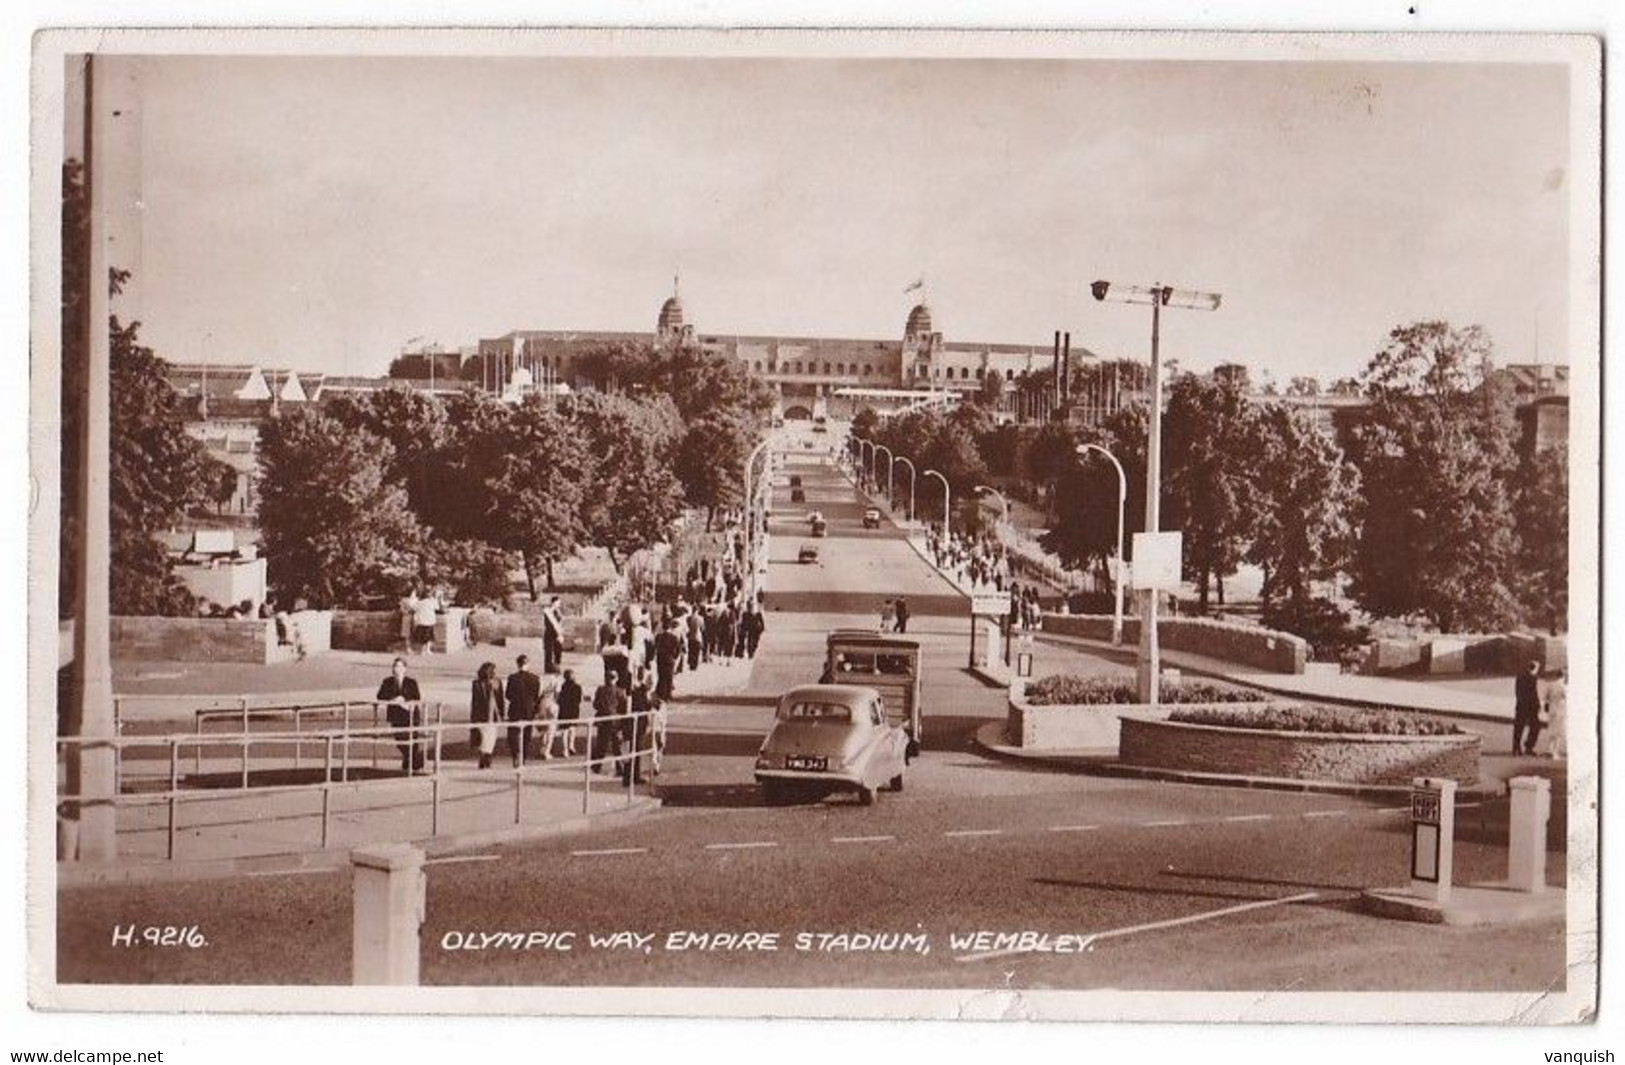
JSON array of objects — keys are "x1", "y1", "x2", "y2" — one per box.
[{"x1": 56, "y1": 448, "x2": 1571, "y2": 995}]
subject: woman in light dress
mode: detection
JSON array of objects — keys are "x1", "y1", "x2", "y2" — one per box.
[{"x1": 1545, "y1": 669, "x2": 1567, "y2": 759}]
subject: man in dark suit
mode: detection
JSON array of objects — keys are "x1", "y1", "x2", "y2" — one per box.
[
  {"x1": 1513, "y1": 659, "x2": 1544, "y2": 755},
  {"x1": 654, "y1": 619, "x2": 683, "y2": 701},
  {"x1": 505, "y1": 654, "x2": 542, "y2": 767},
  {"x1": 894, "y1": 597, "x2": 911, "y2": 634},
  {"x1": 541, "y1": 596, "x2": 565, "y2": 674},
  {"x1": 376, "y1": 656, "x2": 425, "y2": 773}
]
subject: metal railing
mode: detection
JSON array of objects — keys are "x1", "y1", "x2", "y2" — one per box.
[{"x1": 58, "y1": 706, "x2": 664, "y2": 862}]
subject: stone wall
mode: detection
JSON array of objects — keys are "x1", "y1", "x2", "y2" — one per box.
[
  {"x1": 1363, "y1": 632, "x2": 1564, "y2": 676},
  {"x1": 111, "y1": 616, "x2": 274, "y2": 664},
  {"x1": 1118, "y1": 715, "x2": 1481, "y2": 786},
  {"x1": 331, "y1": 610, "x2": 402, "y2": 652},
  {"x1": 1041, "y1": 614, "x2": 1307, "y2": 674},
  {"x1": 1007, "y1": 693, "x2": 1182, "y2": 751}
]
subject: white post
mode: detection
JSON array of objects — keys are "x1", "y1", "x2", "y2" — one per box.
[
  {"x1": 351, "y1": 843, "x2": 426, "y2": 985},
  {"x1": 1507, "y1": 775, "x2": 1552, "y2": 893},
  {"x1": 1408, "y1": 777, "x2": 1457, "y2": 904}
]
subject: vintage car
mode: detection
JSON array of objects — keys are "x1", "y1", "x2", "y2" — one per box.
[
  {"x1": 754, "y1": 684, "x2": 910, "y2": 805},
  {"x1": 788, "y1": 474, "x2": 803, "y2": 488},
  {"x1": 811, "y1": 517, "x2": 828, "y2": 537},
  {"x1": 798, "y1": 544, "x2": 820, "y2": 564},
  {"x1": 861, "y1": 507, "x2": 882, "y2": 529},
  {"x1": 806, "y1": 510, "x2": 824, "y2": 525}
]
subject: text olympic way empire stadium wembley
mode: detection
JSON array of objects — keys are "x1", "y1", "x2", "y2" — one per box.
[{"x1": 435, "y1": 930, "x2": 1100, "y2": 955}]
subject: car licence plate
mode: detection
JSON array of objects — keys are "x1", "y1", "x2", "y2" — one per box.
[{"x1": 786, "y1": 754, "x2": 827, "y2": 771}]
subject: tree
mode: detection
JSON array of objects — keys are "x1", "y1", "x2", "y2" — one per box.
[
  {"x1": 1345, "y1": 321, "x2": 1522, "y2": 631},
  {"x1": 566, "y1": 391, "x2": 684, "y2": 571},
  {"x1": 974, "y1": 371, "x2": 1005, "y2": 408},
  {"x1": 676, "y1": 408, "x2": 754, "y2": 530},
  {"x1": 1245, "y1": 403, "x2": 1360, "y2": 609},
  {"x1": 483, "y1": 395, "x2": 588, "y2": 598},
  {"x1": 257, "y1": 408, "x2": 423, "y2": 608},
  {"x1": 323, "y1": 386, "x2": 451, "y2": 525},
  {"x1": 1515, "y1": 442, "x2": 1568, "y2": 634},
  {"x1": 1162, "y1": 373, "x2": 1259, "y2": 611},
  {"x1": 1287, "y1": 375, "x2": 1321, "y2": 397}
]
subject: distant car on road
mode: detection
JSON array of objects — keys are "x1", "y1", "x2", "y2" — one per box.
[
  {"x1": 806, "y1": 510, "x2": 824, "y2": 525},
  {"x1": 798, "y1": 544, "x2": 820, "y2": 564},
  {"x1": 790, "y1": 487, "x2": 806, "y2": 503},
  {"x1": 862, "y1": 507, "x2": 882, "y2": 529},
  {"x1": 811, "y1": 518, "x2": 827, "y2": 537},
  {"x1": 789, "y1": 474, "x2": 803, "y2": 487},
  {"x1": 754, "y1": 683, "x2": 910, "y2": 806}
]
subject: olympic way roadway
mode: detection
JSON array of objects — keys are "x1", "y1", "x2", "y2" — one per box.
[{"x1": 56, "y1": 448, "x2": 1566, "y2": 992}]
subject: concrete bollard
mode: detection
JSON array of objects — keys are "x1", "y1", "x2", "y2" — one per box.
[
  {"x1": 352, "y1": 843, "x2": 426, "y2": 985},
  {"x1": 1408, "y1": 777, "x2": 1456, "y2": 904},
  {"x1": 1507, "y1": 775, "x2": 1552, "y2": 893}
]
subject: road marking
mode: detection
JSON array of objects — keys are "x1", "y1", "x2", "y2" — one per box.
[
  {"x1": 425, "y1": 854, "x2": 502, "y2": 865},
  {"x1": 1047, "y1": 824, "x2": 1100, "y2": 833},
  {"x1": 1141, "y1": 819, "x2": 1190, "y2": 828},
  {"x1": 245, "y1": 867, "x2": 341, "y2": 878},
  {"x1": 1223, "y1": 814, "x2": 1272, "y2": 823},
  {"x1": 1301, "y1": 809, "x2": 1349, "y2": 819},
  {"x1": 704, "y1": 840, "x2": 779, "y2": 851},
  {"x1": 570, "y1": 847, "x2": 648, "y2": 857},
  {"x1": 944, "y1": 828, "x2": 1003, "y2": 838},
  {"x1": 954, "y1": 892, "x2": 1320, "y2": 963},
  {"x1": 831, "y1": 834, "x2": 895, "y2": 844}
]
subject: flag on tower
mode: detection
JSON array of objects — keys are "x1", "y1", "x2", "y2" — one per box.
[{"x1": 903, "y1": 277, "x2": 924, "y2": 295}]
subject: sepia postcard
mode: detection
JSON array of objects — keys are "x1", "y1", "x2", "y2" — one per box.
[{"x1": 26, "y1": 27, "x2": 1601, "y2": 1025}]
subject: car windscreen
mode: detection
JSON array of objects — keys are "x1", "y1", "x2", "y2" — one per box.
[
  {"x1": 829, "y1": 651, "x2": 914, "y2": 676},
  {"x1": 779, "y1": 701, "x2": 853, "y2": 722}
]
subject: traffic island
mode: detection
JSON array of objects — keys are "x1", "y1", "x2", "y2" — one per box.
[{"x1": 1359, "y1": 883, "x2": 1564, "y2": 926}]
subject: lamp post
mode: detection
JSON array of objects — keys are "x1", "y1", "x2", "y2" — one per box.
[
  {"x1": 895, "y1": 457, "x2": 917, "y2": 522},
  {"x1": 1075, "y1": 443, "x2": 1127, "y2": 647},
  {"x1": 973, "y1": 484, "x2": 1009, "y2": 524},
  {"x1": 924, "y1": 469, "x2": 951, "y2": 534},
  {"x1": 742, "y1": 437, "x2": 772, "y2": 602},
  {"x1": 852, "y1": 436, "x2": 874, "y2": 489},
  {"x1": 874, "y1": 444, "x2": 894, "y2": 500},
  {"x1": 1090, "y1": 280, "x2": 1222, "y2": 705}
]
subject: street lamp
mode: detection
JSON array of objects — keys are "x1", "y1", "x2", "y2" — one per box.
[
  {"x1": 924, "y1": 468, "x2": 951, "y2": 533},
  {"x1": 852, "y1": 436, "x2": 874, "y2": 488},
  {"x1": 1091, "y1": 280, "x2": 1222, "y2": 705},
  {"x1": 1075, "y1": 443, "x2": 1127, "y2": 647},
  {"x1": 895, "y1": 457, "x2": 918, "y2": 522},
  {"x1": 742, "y1": 437, "x2": 772, "y2": 602},
  {"x1": 874, "y1": 444, "x2": 894, "y2": 500},
  {"x1": 973, "y1": 484, "x2": 1009, "y2": 524}
]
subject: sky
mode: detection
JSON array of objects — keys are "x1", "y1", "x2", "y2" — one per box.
[{"x1": 95, "y1": 54, "x2": 1571, "y2": 382}]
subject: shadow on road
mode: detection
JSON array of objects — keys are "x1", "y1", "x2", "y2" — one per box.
[
  {"x1": 1159, "y1": 868, "x2": 1368, "y2": 896},
  {"x1": 663, "y1": 730, "x2": 766, "y2": 758},
  {"x1": 653, "y1": 782, "x2": 766, "y2": 808}
]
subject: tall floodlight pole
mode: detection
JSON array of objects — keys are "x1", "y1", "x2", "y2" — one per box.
[
  {"x1": 924, "y1": 469, "x2": 951, "y2": 533},
  {"x1": 1076, "y1": 443, "x2": 1128, "y2": 647},
  {"x1": 973, "y1": 485, "x2": 1009, "y2": 524},
  {"x1": 1090, "y1": 280, "x2": 1221, "y2": 705},
  {"x1": 895, "y1": 457, "x2": 917, "y2": 522}
]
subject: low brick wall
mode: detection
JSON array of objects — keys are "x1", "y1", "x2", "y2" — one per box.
[
  {"x1": 1041, "y1": 614, "x2": 1307, "y2": 674},
  {"x1": 111, "y1": 616, "x2": 275, "y2": 664},
  {"x1": 1007, "y1": 694, "x2": 1180, "y2": 750},
  {"x1": 331, "y1": 610, "x2": 402, "y2": 652},
  {"x1": 1118, "y1": 715, "x2": 1480, "y2": 786},
  {"x1": 1365, "y1": 631, "x2": 1563, "y2": 676}
]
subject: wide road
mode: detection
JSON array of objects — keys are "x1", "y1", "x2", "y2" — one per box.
[{"x1": 57, "y1": 446, "x2": 1567, "y2": 992}]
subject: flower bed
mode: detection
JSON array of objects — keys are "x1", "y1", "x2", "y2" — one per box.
[
  {"x1": 1024, "y1": 673, "x2": 1263, "y2": 707},
  {"x1": 1168, "y1": 704, "x2": 1464, "y2": 736},
  {"x1": 1119, "y1": 712, "x2": 1480, "y2": 786}
]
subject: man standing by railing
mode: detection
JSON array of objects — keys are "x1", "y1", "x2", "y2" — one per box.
[
  {"x1": 377, "y1": 656, "x2": 425, "y2": 774},
  {"x1": 505, "y1": 654, "x2": 542, "y2": 768}
]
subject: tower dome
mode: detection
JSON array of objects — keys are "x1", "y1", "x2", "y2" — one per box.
[
  {"x1": 658, "y1": 295, "x2": 686, "y2": 334},
  {"x1": 904, "y1": 302, "x2": 934, "y2": 339}
]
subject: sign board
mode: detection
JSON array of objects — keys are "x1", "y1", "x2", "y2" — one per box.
[
  {"x1": 1410, "y1": 790, "x2": 1441, "y2": 825},
  {"x1": 1411, "y1": 823, "x2": 1441, "y2": 882},
  {"x1": 1130, "y1": 531, "x2": 1182, "y2": 591},
  {"x1": 190, "y1": 529, "x2": 236, "y2": 555},
  {"x1": 970, "y1": 593, "x2": 1011, "y2": 617}
]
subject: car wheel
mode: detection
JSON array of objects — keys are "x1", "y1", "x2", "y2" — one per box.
[{"x1": 857, "y1": 784, "x2": 877, "y2": 806}]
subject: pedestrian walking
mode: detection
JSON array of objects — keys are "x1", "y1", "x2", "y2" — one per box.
[
  {"x1": 505, "y1": 653, "x2": 542, "y2": 767},
  {"x1": 894, "y1": 596, "x2": 910, "y2": 634},
  {"x1": 376, "y1": 656, "x2": 425, "y2": 774},
  {"x1": 740, "y1": 602, "x2": 765, "y2": 658},
  {"x1": 686, "y1": 609, "x2": 705, "y2": 671},
  {"x1": 590, "y1": 677, "x2": 626, "y2": 771},
  {"x1": 556, "y1": 668, "x2": 584, "y2": 757},
  {"x1": 541, "y1": 595, "x2": 565, "y2": 674},
  {"x1": 537, "y1": 676, "x2": 562, "y2": 760},
  {"x1": 655, "y1": 619, "x2": 683, "y2": 700},
  {"x1": 1545, "y1": 669, "x2": 1567, "y2": 759},
  {"x1": 1513, "y1": 659, "x2": 1544, "y2": 755},
  {"x1": 411, "y1": 588, "x2": 440, "y2": 654},
  {"x1": 468, "y1": 661, "x2": 505, "y2": 769}
]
